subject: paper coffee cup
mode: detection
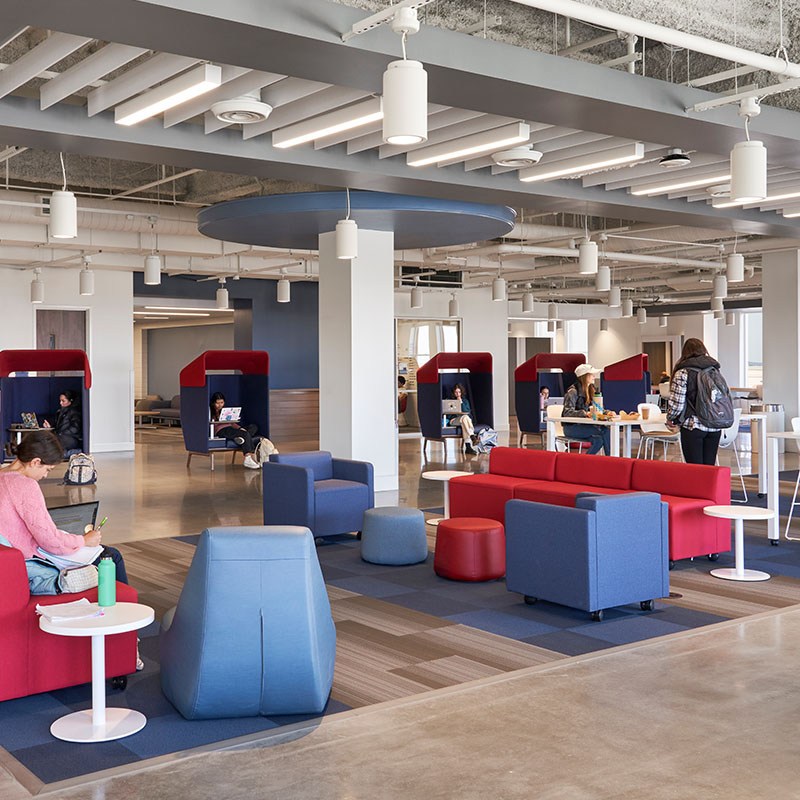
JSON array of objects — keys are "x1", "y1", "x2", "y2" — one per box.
[{"x1": 642, "y1": 407, "x2": 650, "y2": 420}]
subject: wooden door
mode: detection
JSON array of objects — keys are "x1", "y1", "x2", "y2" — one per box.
[
  {"x1": 36, "y1": 309, "x2": 86, "y2": 351},
  {"x1": 642, "y1": 341, "x2": 669, "y2": 384}
]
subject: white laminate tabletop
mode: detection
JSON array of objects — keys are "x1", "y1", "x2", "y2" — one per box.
[
  {"x1": 767, "y1": 431, "x2": 800, "y2": 440},
  {"x1": 421, "y1": 470, "x2": 472, "y2": 481},
  {"x1": 39, "y1": 602, "x2": 154, "y2": 637},
  {"x1": 703, "y1": 505, "x2": 774, "y2": 521}
]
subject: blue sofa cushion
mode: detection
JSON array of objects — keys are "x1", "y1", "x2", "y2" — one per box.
[
  {"x1": 315, "y1": 479, "x2": 371, "y2": 535},
  {"x1": 273, "y1": 451, "x2": 333, "y2": 481}
]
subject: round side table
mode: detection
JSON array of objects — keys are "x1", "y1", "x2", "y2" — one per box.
[
  {"x1": 421, "y1": 470, "x2": 471, "y2": 527},
  {"x1": 39, "y1": 602, "x2": 155, "y2": 742},
  {"x1": 703, "y1": 505, "x2": 773, "y2": 582}
]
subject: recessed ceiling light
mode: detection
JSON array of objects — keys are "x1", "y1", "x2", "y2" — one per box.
[
  {"x1": 492, "y1": 145, "x2": 542, "y2": 168},
  {"x1": 212, "y1": 91, "x2": 273, "y2": 124},
  {"x1": 659, "y1": 148, "x2": 692, "y2": 168}
]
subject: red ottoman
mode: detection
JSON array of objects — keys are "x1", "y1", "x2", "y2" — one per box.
[{"x1": 434, "y1": 517, "x2": 506, "y2": 581}]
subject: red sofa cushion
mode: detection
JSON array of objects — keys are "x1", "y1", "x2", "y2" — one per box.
[
  {"x1": 659, "y1": 494, "x2": 731, "y2": 560},
  {"x1": 449, "y1": 474, "x2": 526, "y2": 523},
  {"x1": 554, "y1": 452, "x2": 634, "y2": 490},
  {"x1": 514, "y1": 480, "x2": 629, "y2": 507},
  {"x1": 489, "y1": 447, "x2": 557, "y2": 480},
  {"x1": 631, "y1": 460, "x2": 730, "y2": 501}
]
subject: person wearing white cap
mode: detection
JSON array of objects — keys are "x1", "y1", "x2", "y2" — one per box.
[{"x1": 561, "y1": 364, "x2": 611, "y2": 455}]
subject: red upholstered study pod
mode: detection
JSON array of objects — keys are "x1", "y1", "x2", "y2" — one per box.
[
  {"x1": 180, "y1": 350, "x2": 269, "y2": 469},
  {"x1": 0, "y1": 349, "x2": 92, "y2": 462},
  {"x1": 600, "y1": 354, "x2": 651, "y2": 413}
]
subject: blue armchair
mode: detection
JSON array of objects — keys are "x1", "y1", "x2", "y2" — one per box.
[
  {"x1": 262, "y1": 451, "x2": 374, "y2": 539},
  {"x1": 505, "y1": 492, "x2": 669, "y2": 621},
  {"x1": 160, "y1": 526, "x2": 336, "y2": 720}
]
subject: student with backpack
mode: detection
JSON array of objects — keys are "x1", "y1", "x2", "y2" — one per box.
[{"x1": 666, "y1": 338, "x2": 734, "y2": 465}]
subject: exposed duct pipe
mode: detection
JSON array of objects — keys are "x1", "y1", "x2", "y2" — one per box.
[{"x1": 501, "y1": 223, "x2": 585, "y2": 241}]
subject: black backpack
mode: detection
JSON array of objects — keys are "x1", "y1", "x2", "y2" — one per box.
[{"x1": 686, "y1": 366, "x2": 734, "y2": 429}]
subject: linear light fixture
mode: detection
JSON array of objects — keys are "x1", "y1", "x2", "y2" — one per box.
[
  {"x1": 407, "y1": 122, "x2": 530, "y2": 167},
  {"x1": 144, "y1": 305, "x2": 234, "y2": 312},
  {"x1": 115, "y1": 64, "x2": 222, "y2": 126},
  {"x1": 133, "y1": 311, "x2": 211, "y2": 317},
  {"x1": 631, "y1": 172, "x2": 731, "y2": 196},
  {"x1": 784, "y1": 209, "x2": 800, "y2": 218},
  {"x1": 519, "y1": 142, "x2": 644, "y2": 183},
  {"x1": 273, "y1": 97, "x2": 383, "y2": 149},
  {"x1": 716, "y1": 188, "x2": 800, "y2": 209}
]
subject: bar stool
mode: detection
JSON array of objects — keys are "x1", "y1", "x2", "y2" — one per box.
[{"x1": 785, "y1": 417, "x2": 800, "y2": 540}]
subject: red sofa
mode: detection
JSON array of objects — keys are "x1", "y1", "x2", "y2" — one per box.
[
  {"x1": 449, "y1": 448, "x2": 731, "y2": 563},
  {"x1": 0, "y1": 544, "x2": 138, "y2": 702}
]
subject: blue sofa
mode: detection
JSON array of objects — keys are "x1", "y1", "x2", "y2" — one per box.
[
  {"x1": 262, "y1": 451, "x2": 374, "y2": 539},
  {"x1": 505, "y1": 492, "x2": 669, "y2": 621},
  {"x1": 160, "y1": 526, "x2": 336, "y2": 720}
]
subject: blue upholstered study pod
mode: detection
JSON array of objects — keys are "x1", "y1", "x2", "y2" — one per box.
[
  {"x1": 600, "y1": 354, "x2": 651, "y2": 414},
  {"x1": 0, "y1": 349, "x2": 91, "y2": 462},
  {"x1": 180, "y1": 350, "x2": 269, "y2": 469},
  {"x1": 417, "y1": 353, "x2": 493, "y2": 452},
  {"x1": 514, "y1": 353, "x2": 585, "y2": 446}
]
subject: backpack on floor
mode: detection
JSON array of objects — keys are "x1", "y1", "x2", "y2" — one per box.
[
  {"x1": 254, "y1": 438, "x2": 279, "y2": 464},
  {"x1": 64, "y1": 453, "x2": 97, "y2": 485},
  {"x1": 475, "y1": 427, "x2": 498, "y2": 454},
  {"x1": 687, "y1": 366, "x2": 734, "y2": 429}
]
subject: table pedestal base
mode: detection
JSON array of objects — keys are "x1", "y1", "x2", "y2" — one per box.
[
  {"x1": 50, "y1": 708, "x2": 147, "y2": 742},
  {"x1": 710, "y1": 567, "x2": 771, "y2": 582}
]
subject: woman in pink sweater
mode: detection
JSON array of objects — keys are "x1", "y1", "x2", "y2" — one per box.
[{"x1": 0, "y1": 431, "x2": 127, "y2": 583}]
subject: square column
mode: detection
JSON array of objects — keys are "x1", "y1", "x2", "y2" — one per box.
[{"x1": 318, "y1": 229, "x2": 398, "y2": 492}]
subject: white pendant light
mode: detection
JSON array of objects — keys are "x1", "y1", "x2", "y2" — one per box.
[
  {"x1": 725, "y1": 311, "x2": 736, "y2": 326},
  {"x1": 522, "y1": 291, "x2": 534, "y2": 313},
  {"x1": 336, "y1": 188, "x2": 358, "y2": 260},
  {"x1": 637, "y1": 307, "x2": 647, "y2": 324},
  {"x1": 608, "y1": 285, "x2": 621, "y2": 307},
  {"x1": 79, "y1": 267, "x2": 94, "y2": 296},
  {"x1": 556, "y1": 320, "x2": 564, "y2": 331},
  {"x1": 277, "y1": 278, "x2": 290, "y2": 303},
  {"x1": 578, "y1": 239, "x2": 598, "y2": 275},
  {"x1": 595, "y1": 264, "x2": 611, "y2": 292},
  {"x1": 730, "y1": 140, "x2": 767, "y2": 203},
  {"x1": 710, "y1": 296, "x2": 724, "y2": 312},
  {"x1": 713, "y1": 309, "x2": 724, "y2": 320},
  {"x1": 410, "y1": 285, "x2": 423, "y2": 309},
  {"x1": 492, "y1": 276, "x2": 506, "y2": 302},
  {"x1": 50, "y1": 190, "x2": 77, "y2": 239},
  {"x1": 622, "y1": 297, "x2": 633, "y2": 318},
  {"x1": 600, "y1": 318, "x2": 608, "y2": 332},
  {"x1": 727, "y1": 253, "x2": 745, "y2": 282},
  {"x1": 659, "y1": 315, "x2": 668, "y2": 328},
  {"x1": 713, "y1": 274, "x2": 728, "y2": 299},
  {"x1": 216, "y1": 279, "x2": 229, "y2": 310},
  {"x1": 547, "y1": 320, "x2": 556, "y2": 333},
  {"x1": 30, "y1": 268, "x2": 44, "y2": 304},
  {"x1": 548, "y1": 302, "x2": 558, "y2": 320},
  {"x1": 144, "y1": 253, "x2": 162, "y2": 285},
  {"x1": 448, "y1": 293, "x2": 459, "y2": 318}
]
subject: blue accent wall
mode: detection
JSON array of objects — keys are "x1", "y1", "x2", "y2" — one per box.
[{"x1": 134, "y1": 274, "x2": 318, "y2": 389}]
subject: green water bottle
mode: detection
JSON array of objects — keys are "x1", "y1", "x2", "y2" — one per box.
[{"x1": 98, "y1": 555, "x2": 116, "y2": 607}]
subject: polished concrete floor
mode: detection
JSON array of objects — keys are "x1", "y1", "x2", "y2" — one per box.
[{"x1": 5, "y1": 427, "x2": 800, "y2": 799}]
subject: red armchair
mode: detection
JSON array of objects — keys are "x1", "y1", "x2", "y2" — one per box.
[{"x1": 0, "y1": 544, "x2": 138, "y2": 702}]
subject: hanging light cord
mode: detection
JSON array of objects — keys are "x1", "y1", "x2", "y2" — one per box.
[
  {"x1": 345, "y1": 187, "x2": 351, "y2": 220},
  {"x1": 401, "y1": 30, "x2": 408, "y2": 60},
  {"x1": 744, "y1": 114, "x2": 751, "y2": 141},
  {"x1": 59, "y1": 152, "x2": 67, "y2": 191}
]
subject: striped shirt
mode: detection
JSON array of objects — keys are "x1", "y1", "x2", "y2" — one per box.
[{"x1": 667, "y1": 369, "x2": 716, "y2": 432}]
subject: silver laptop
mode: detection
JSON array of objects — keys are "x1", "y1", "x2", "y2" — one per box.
[
  {"x1": 442, "y1": 399, "x2": 462, "y2": 414},
  {"x1": 218, "y1": 407, "x2": 241, "y2": 422},
  {"x1": 48, "y1": 501, "x2": 99, "y2": 536}
]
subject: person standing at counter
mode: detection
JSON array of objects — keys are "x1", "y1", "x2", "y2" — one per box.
[{"x1": 561, "y1": 364, "x2": 611, "y2": 455}]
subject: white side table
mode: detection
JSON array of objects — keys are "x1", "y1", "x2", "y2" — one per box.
[
  {"x1": 421, "y1": 470, "x2": 471, "y2": 527},
  {"x1": 703, "y1": 505, "x2": 772, "y2": 582},
  {"x1": 39, "y1": 602, "x2": 154, "y2": 742}
]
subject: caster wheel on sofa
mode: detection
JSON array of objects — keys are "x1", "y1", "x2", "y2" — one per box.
[
  {"x1": 524, "y1": 595, "x2": 537, "y2": 605},
  {"x1": 770, "y1": 539, "x2": 780, "y2": 546},
  {"x1": 356, "y1": 531, "x2": 362, "y2": 540},
  {"x1": 590, "y1": 610, "x2": 603, "y2": 622},
  {"x1": 668, "y1": 560, "x2": 675, "y2": 570},
  {"x1": 640, "y1": 600, "x2": 655, "y2": 611},
  {"x1": 110, "y1": 675, "x2": 128, "y2": 691},
  {"x1": 707, "y1": 553, "x2": 720, "y2": 562},
  {"x1": 758, "y1": 493, "x2": 765, "y2": 499}
]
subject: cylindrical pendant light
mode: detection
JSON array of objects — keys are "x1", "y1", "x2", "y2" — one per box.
[
  {"x1": 382, "y1": 60, "x2": 428, "y2": 145},
  {"x1": 547, "y1": 302, "x2": 558, "y2": 320},
  {"x1": 50, "y1": 190, "x2": 77, "y2": 239},
  {"x1": 448, "y1": 293, "x2": 459, "y2": 318},
  {"x1": 79, "y1": 267, "x2": 94, "y2": 296},
  {"x1": 711, "y1": 296, "x2": 724, "y2": 312},
  {"x1": 144, "y1": 253, "x2": 162, "y2": 285},
  {"x1": 713, "y1": 274, "x2": 728, "y2": 299},
  {"x1": 637, "y1": 307, "x2": 647, "y2": 324},
  {"x1": 622, "y1": 297, "x2": 633, "y2": 318},
  {"x1": 727, "y1": 253, "x2": 745, "y2": 282},
  {"x1": 608, "y1": 285, "x2": 621, "y2": 307},
  {"x1": 335, "y1": 218, "x2": 358, "y2": 260},
  {"x1": 522, "y1": 291, "x2": 534, "y2": 313},
  {"x1": 556, "y1": 320, "x2": 564, "y2": 331},
  {"x1": 577, "y1": 239, "x2": 598, "y2": 275},
  {"x1": 595, "y1": 264, "x2": 611, "y2": 292},
  {"x1": 600, "y1": 318, "x2": 608, "y2": 332},
  {"x1": 410, "y1": 285, "x2": 423, "y2": 309},
  {"x1": 659, "y1": 315, "x2": 668, "y2": 328},
  {"x1": 216, "y1": 280, "x2": 229, "y2": 309},
  {"x1": 725, "y1": 311, "x2": 736, "y2": 326},
  {"x1": 277, "y1": 278, "x2": 290, "y2": 303},
  {"x1": 547, "y1": 320, "x2": 556, "y2": 333},
  {"x1": 713, "y1": 309, "x2": 724, "y2": 320},
  {"x1": 30, "y1": 269, "x2": 44, "y2": 304},
  {"x1": 492, "y1": 276, "x2": 506, "y2": 302},
  {"x1": 730, "y1": 140, "x2": 767, "y2": 202}
]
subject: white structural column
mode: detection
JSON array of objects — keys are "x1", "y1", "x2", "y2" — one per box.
[
  {"x1": 762, "y1": 251, "x2": 800, "y2": 453},
  {"x1": 318, "y1": 229, "x2": 398, "y2": 492}
]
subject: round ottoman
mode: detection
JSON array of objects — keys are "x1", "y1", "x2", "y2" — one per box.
[
  {"x1": 360, "y1": 507, "x2": 428, "y2": 565},
  {"x1": 434, "y1": 517, "x2": 505, "y2": 581}
]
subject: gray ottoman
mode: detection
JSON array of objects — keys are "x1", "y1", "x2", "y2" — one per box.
[{"x1": 360, "y1": 506, "x2": 428, "y2": 565}]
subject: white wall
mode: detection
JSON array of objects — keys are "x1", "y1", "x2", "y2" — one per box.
[
  {"x1": 716, "y1": 313, "x2": 745, "y2": 387},
  {"x1": 395, "y1": 287, "x2": 510, "y2": 431},
  {"x1": 0, "y1": 266, "x2": 134, "y2": 452}
]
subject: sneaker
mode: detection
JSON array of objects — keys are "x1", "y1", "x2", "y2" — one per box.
[
  {"x1": 464, "y1": 443, "x2": 476, "y2": 455},
  {"x1": 243, "y1": 455, "x2": 261, "y2": 469},
  {"x1": 471, "y1": 433, "x2": 480, "y2": 445},
  {"x1": 234, "y1": 436, "x2": 245, "y2": 445}
]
